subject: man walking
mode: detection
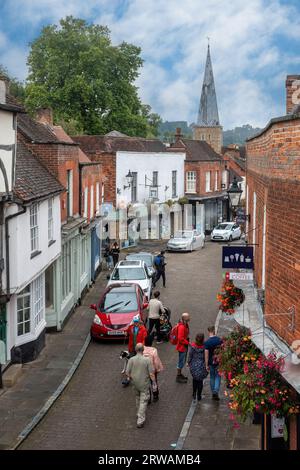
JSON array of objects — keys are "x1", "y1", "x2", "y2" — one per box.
[
  {"x1": 204, "y1": 326, "x2": 223, "y2": 400},
  {"x1": 126, "y1": 343, "x2": 156, "y2": 428},
  {"x1": 148, "y1": 291, "x2": 164, "y2": 344},
  {"x1": 153, "y1": 251, "x2": 166, "y2": 288},
  {"x1": 176, "y1": 312, "x2": 190, "y2": 383}
]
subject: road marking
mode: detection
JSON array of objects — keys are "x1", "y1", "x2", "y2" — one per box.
[
  {"x1": 11, "y1": 332, "x2": 91, "y2": 450},
  {"x1": 175, "y1": 309, "x2": 222, "y2": 450}
]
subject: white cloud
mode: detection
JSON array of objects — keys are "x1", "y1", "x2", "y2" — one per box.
[{"x1": 1, "y1": 0, "x2": 300, "y2": 128}]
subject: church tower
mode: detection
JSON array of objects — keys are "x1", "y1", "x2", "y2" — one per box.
[{"x1": 192, "y1": 44, "x2": 223, "y2": 153}]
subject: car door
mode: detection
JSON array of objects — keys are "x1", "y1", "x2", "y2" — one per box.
[
  {"x1": 233, "y1": 224, "x2": 240, "y2": 240},
  {"x1": 192, "y1": 230, "x2": 199, "y2": 249},
  {"x1": 144, "y1": 264, "x2": 152, "y2": 293},
  {"x1": 139, "y1": 287, "x2": 148, "y2": 324}
]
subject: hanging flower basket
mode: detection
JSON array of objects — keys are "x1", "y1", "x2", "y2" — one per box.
[
  {"x1": 215, "y1": 327, "x2": 300, "y2": 437},
  {"x1": 216, "y1": 280, "x2": 245, "y2": 314}
]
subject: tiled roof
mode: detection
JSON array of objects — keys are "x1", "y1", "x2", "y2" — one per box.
[
  {"x1": 72, "y1": 135, "x2": 167, "y2": 154},
  {"x1": 14, "y1": 141, "x2": 64, "y2": 202},
  {"x1": 52, "y1": 126, "x2": 91, "y2": 163},
  {"x1": 18, "y1": 113, "x2": 59, "y2": 143},
  {"x1": 172, "y1": 139, "x2": 222, "y2": 161}
]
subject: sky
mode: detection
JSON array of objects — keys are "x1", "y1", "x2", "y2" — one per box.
[{"x1": 1, "y1": 0, "x2": 300, "y2": 130}]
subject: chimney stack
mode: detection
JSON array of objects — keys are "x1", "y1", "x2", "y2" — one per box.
[
  {"x1": 0, "y1": 76, "x2": 9, "y2": 104},
  {"x1": 175, "y1": 127, "x2": 183, "y2": 144},
  {"x1": 35, "y1": 107, "x2": 53, "y2": 126},
  {"x1": 286, "y1": 75, "x2": 300, "y2": 114}
]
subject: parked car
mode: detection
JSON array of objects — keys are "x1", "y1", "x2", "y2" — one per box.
[
  {"x1": 90, "y1": 284, "x2": 149, "y2": 340},
  {"x1": 107, "y1": 259, "x2": 152, "y2": 300},
  {"x1": 210, "y1": 222, "x2": 241, "y2": 242},
  {"x1": 167, "y1": 230, "x2": 205, "y2": 252},
  {"x1": 125, "y1": 252, "x2": 155, "y2": 277}
]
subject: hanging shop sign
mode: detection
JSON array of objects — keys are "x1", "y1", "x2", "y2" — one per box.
[{"x1": 222, "y1": 246, "x2": 254, "y2": 269}]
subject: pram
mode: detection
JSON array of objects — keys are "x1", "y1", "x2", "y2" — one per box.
[{"x1": 159, "y1": 307, "x2": 172, "y2": 342}]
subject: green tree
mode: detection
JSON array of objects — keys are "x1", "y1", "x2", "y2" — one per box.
[
  {"x1": 25, "y1": 16, "x2": 160, "y2": 137},
  {"x1": 0, "y1": 65, "x2": 25, "y2": 103}
]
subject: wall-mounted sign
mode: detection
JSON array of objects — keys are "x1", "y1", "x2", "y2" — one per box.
[
  {"x1": 227, "y1": 272, "x2": 253, "y2": 281},
  {"x1": 271, "y1": 415, "x2": 285, "y2": 438},
  {"x1": 222, "y1": 246, "x2": 254, "y2": 269}
]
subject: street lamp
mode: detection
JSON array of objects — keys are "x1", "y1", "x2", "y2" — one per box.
[
  {"x1": 227, "y1": 176, "x2": 242, "y2": 221},
  {"x1": 124, "y1": 170, "x2": 133, "y2": 190}
]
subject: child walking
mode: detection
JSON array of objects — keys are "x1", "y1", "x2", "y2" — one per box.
[{"x1": 188, "y1": 333, "x2": 208, "y2": 402}]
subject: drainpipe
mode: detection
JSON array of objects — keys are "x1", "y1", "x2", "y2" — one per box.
[{"x1": 5, "y1": 206, "x2": 26, "y2": 298}]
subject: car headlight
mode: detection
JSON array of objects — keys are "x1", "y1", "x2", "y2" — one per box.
[{"x1": 93, "y1": 315, "x2": 102, "y2": 326}]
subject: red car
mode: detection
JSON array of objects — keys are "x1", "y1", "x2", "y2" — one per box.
[{"x1": 90, "y1": 283, "x2": 149, "y2": 340}]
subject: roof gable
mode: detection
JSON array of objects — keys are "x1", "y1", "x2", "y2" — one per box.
[{"x1": 14, "y1": 141, "x2": 64, "y2": 202}]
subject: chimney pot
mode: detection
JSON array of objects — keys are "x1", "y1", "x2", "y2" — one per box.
[
  {"x1": 35, "y1": 107, "x2": 53, "y2": 126},
  {"x1": 286, "y1": 75, "x2": 300, "y2": 114}
]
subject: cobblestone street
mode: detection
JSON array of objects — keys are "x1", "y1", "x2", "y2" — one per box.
[{"x1": 16, "y1": 241, "x2": 259, "y2": 450}]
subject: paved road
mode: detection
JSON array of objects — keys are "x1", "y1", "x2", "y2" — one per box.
[{"x1": 20, "y1": 241, "x2": 224, "y2": 450}]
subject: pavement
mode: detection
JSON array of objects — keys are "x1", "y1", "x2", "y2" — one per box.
[
  {"x1": 0, "y1": 239, "x2": 260, "y2": 450},
  {"x1": 182, "y1": 311, "x2": 261, "y2": 450}
]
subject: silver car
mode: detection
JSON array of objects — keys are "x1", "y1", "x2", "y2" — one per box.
[
  {"x1": 167, "y1": 230, "x2": 205, "y2": 252},
  {"x1": 125, "y1": 252, "x2": 155, "y2": 277}
]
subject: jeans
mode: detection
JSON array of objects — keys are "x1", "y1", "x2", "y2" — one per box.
[
  {"x1": 177, "y1": 351, "x2": 187, "y2": 370},
  {"x1": 154, "y1": 270, "x2": 166, "y2": 287},
  {"x1": 135, "y1": 389, "x2": 150, "y2": 425},
  {"x1": 192, "y1": 379, "x2": 203, "y2": 400},
  {"x1": 209, "y1": 365, "x2": 221, "y2": 394},
  {"x1": 148, "y1": 318, "x2": 161, "y2": 342}
]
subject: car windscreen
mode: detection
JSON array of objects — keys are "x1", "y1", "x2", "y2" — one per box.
[
  {"x1": 111, "y1": 267, "x2": 146, "y2": 280},
  {"x1": 100, "y1": 292, "x2": 138, "y2": 313},
  {"x1": 174, "y1": 231, "x2": 193, "y2": 239},
  {"x1": 215, "y1": 224, "x2": 232, "y2": 230},
  {"x1": 126, "y1": 254, "x2": 152, "y2": 266}
]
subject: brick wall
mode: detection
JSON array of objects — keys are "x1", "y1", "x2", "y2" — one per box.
[
  {"x1": 185, "y1": 160, "x2": 225, "y2": 196},
  {"x1": 81, "y1": 163, "x2": 102, "y2": 222},
  {"x1": 246, "y1": 117, "x2": 300, "y2": 345},
  {"x1": 81, "y1": 151, "x2": 116, "y2": 206}
]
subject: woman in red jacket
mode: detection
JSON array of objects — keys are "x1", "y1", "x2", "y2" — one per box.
[{"x1": 176, "y1": 312, "x2": 190, "y2": 383}]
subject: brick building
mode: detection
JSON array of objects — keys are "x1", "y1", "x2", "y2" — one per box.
[
  {"x1": 222, "y1": 144, "x2": 246, "y2": 200},
  {"x1": 73, "y1": 133, "x2": 185, "y2": 244},
  {"x1": 245, "y1": 75, "x2": 300, "y2": 449},
  {"x1": 17, "y1": 110, "x2": 103, "y2": 331},
  {"x1": 170, "y1": 128, "x2": 229, "y2": 233}
]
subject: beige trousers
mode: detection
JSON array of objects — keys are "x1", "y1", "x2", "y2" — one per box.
[{"x1": 135, "y1": 389, "x2": 150, "y2": 425}]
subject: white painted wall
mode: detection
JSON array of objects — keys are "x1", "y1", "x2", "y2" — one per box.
[
  {"x1": 4, "y1": 196, "x2": 61, "y2": 359},
  {"x1": 116, "y1": 151, "x2": 185, "y2": 207},
  {"x1": 6, "y1": 195, "x2": 61, "y2": 292},
  {"x1": 0, "y1": 110, "x2": 15, "y2": 193}
]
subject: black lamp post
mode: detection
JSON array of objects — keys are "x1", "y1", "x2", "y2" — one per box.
[
  {"x1": 227, "y1": 176, "x2": 242, "y2": 221},
  {"x1": 124, "y1": 170, "x2": 133, "y2": 190}
]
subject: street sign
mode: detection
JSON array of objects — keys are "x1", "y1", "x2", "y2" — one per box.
[
  {"x1": 222, "y1": 246, "x2": 254, "y2": 269},
  {"x1": 228, "y1": 272, "x2": 253, "y2": 281}
]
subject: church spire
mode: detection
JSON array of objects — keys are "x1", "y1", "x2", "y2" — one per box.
[{"x1": 197, "y1": 44, "x2": 220, "y2": 126}]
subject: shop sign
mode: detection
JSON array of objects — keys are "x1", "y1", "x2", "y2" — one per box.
[
  {"x1": 271, "y1": 415, "x2": 285, "y2": 438},
  {"x1": 222, "y1": 246, "x2": 254, "y2": 269}
]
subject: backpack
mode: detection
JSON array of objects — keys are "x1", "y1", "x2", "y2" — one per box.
[
  {"x1": 169, "y1": 323, "x2": 179, "y2": 345},
  {"x1": 154, "y1": 255, "x2": 162, "y2": 268}
]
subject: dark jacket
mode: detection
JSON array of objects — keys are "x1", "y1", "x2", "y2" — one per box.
[{"x1": 188, "y1": 343, "x2": 208, "y2": 381}]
